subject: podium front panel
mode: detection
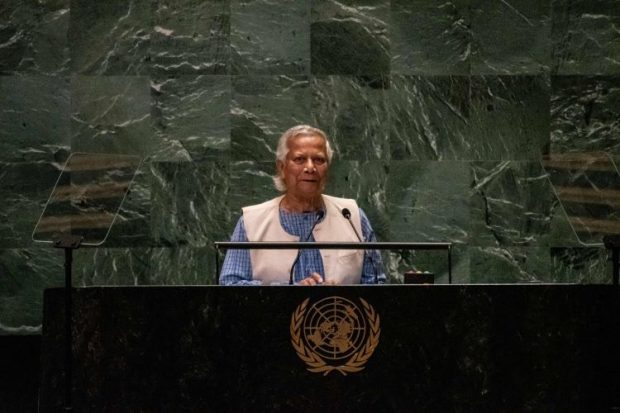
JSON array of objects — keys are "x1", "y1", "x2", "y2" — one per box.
[{"x1": 40, "y1": 285, "x2": 620, "y2": 412}]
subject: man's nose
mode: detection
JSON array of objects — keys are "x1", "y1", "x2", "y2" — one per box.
[{"x1": 304, "y1": 158, "x2": 316, "y2": 170}]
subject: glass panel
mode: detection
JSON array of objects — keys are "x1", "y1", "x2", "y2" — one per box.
[
  {"x1": 543, "y1": 151, "x2": 620, "y2": 246},
  {"x1": 32, "y1": 153, "x2": 142, "y2": 246}
]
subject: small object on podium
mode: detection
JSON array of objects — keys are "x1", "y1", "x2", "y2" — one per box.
[{"x1": 404, "y1": 270, "x2": 434, "y2": 284}]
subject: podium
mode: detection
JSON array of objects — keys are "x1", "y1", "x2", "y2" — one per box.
[{"x1": 40, "y1": 285, "x2": 620, "y2": 412}]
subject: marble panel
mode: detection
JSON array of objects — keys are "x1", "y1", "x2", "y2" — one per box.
[
  {"x1": 228, "y1": 160, "x2": 279, "y2": 216},
  {"x1": 147, "y1": 246, "x2": 216, "y2": 284},
  {"x1": 391, "y1": 0, "x2": 471, "y2": 75},
  {"x1": 74, "y1": 247, "x2": 150, "y2": 286},
  {"x1": 390, "y1": 75, "x2": 550, "y2": 161},
  {"x1": 470, "y1": 246, "x2": 552, "y2": 283},
  {"x1": 0, "y1": 0, "x2": 69, "y2": 75},
  {"x1": 100, "y1": 162, "x2": 153, "y2": 247},
  {"x1": 231, "y1": 0, "x2": 309, "y2": 75},
  {"x1": 326, "y1": 160, "x2": 388, "y2": 237},
  {"x1": 552, "y1": 0, "x2": 620, "y2": 75},
  {"x1": 470, "y1": 161, "x2": 554, "y2": 247},
  {"x1": 151, "y1": 75, "x2": 230, "y2": 162},
  {"x1": 149, "y1": 160, "x2": 231, "y2": 248},
  {"x1": 231, "y1": 75, "x2": 312, "y2": 162},
  {"x1": 68, "y1": 0, "x2": 151, "y2": 75},
  {"x1": 0, "y1": 162, "x2": 63, "y2": 248},
  {"x1": 551, "y1": 75, "x2": 620, "y2": 155},
  {"x1": 311, "y1": 75, "x2": 389, "y2": 161},
  {"x1": 0, "y1": 76, "x2": 70, "y2": 163},
  {"x1": 386, "y1": 160, "x2": 470, "y2": 243},
  {"x1": 390, "y1": 75, "x2": 471, "y2": 160},
  {"x1": 70, "y1": 76, "x2": 154, "y2": 156},
  {"x1": 467, "y1": 75, "x2": 550, "y2": 160},
  {"x1": 0, "y1": 247, "x2": 63, "y2": 334},
  {"x1": 470, "y1": 0, "x2": 551, "y2": 74},
  {"x1": 311, "y1": 0, "x2": 389, "y2": 75},
  {"x1": 547, "y1": 196, "x2": 585, "y2": 247},
  {"x1": 151, "y1": 0, "x2": 230, "y2": 75},
  {"x1": 384, "y1": 161, "x2": 470, "y2": 282},
  {"x1": 550, "y1": 247, "x2": 611, "y2": 283},
  {"x1": 74, "y1": 246, "x2": 216, "y2": 286}
]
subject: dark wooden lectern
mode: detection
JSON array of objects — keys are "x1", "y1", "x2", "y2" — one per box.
[{"x1": 40, "y1": 285, "x2": 620, "y2": 412}]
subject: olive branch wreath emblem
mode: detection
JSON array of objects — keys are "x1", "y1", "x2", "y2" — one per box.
[{"x1": 290, "y1": 297, "x2": 380, "y2": 376}]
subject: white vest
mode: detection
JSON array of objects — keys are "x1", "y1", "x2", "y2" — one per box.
[{"x1": 242, "y1": 194, "x2": 364, "y2": 285}]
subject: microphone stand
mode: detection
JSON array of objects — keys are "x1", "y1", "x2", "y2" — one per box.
[
  {"x1": 341, "y1": 208, "x2": 379, "y2": 283},
  {"x1": 289, "y1": 211, "x2": 325, "y2": 285}
]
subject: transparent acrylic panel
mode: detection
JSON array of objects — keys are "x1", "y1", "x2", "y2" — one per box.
[
  {"x1": 32, "y1": 153, "x2": 142, "y2": 246},
  {"x1": 543, "y1": 152, "x2": 620, "y2": 246}
]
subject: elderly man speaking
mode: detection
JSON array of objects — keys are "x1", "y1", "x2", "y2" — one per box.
[{"x1": 219, "y1": 125, "x2": 386, "y2": 286}]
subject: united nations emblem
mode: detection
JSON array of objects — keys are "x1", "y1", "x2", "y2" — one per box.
[{"x1": 290, "y1": 296, "x2": 380, "y2": 375}]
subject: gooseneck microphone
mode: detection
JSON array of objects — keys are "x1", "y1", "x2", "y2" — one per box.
[
  {"x1": 341, "y1": 207, "x2": 380, "y2": 284},
  {"x1": 341, "y1": 208, "x2": 363, "y2": 242},
  {"x1": 289, "y1": 210, "x2": 325, "y2": 285}
]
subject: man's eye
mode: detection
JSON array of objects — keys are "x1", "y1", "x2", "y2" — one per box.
[
  {"x1": 293, "y1": 157, "x2": 305, "y2": 164},
  {"x1": 313, "y1": 158, "x2": 326, "y2": 165}
]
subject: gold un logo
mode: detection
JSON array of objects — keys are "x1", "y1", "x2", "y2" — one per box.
[{"x1": 290, "y1": 296, "x2": 380, "y2": 376}]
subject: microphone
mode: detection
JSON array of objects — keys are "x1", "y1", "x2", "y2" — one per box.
[
  {"x1": 341, "y1": 208, "x2": 363, "y2": 242},
  {"x1": 341, "y1": 208, "x2": 379, "y2": 284},
  {"x1": 289, "y1": 210, "x2": 325, "y2": 285}
]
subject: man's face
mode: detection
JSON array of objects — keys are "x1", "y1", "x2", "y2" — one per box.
[{"x1": 277, "y1": 135, "x2": 329, "y2": 200}]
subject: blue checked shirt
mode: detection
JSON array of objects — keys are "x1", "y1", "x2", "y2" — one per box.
[{"x1": 219, "y1": 208, "x2": 386, "y2": 285}]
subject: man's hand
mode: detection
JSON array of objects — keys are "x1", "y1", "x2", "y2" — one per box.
[{"x1": 297, "y1": 272, "x2": 323, "y2": 286}]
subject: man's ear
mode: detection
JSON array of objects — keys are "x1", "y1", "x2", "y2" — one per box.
[{"x1": 276, "y1": 160, "x2": 284, "y2": 176}]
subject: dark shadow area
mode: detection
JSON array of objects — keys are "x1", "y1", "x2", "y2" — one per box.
[{"x1": 0, "y1": 335, "x2": 41, "y2": 413}]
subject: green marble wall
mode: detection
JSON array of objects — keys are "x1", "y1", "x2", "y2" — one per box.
[{"x1": 1, "y1": 0, "x2": 619, "y2": 333}]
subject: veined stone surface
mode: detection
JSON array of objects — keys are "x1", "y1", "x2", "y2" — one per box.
[{"x1": 1, "y1": 0, "x2": 619, "y2": 332}]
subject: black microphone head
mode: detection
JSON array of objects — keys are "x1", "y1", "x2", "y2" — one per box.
[
  {"x1": 341, "y1": 208, "x2": 351, "y2": 219},
  {"x1": 316, "y1": 210, "x2": 325, "y2": 220}
]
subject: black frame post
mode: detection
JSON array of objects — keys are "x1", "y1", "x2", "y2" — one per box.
[
  {"x1": 603, "y1": 235, "x2": 620, "y2": 286},
  {"x1": 53, "y1": 234, "x2": 83, "y2": 412}
]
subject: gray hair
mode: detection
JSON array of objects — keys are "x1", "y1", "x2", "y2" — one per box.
[{"x1": 273, "y1": 125, "x2": 334, "y2": 192}]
